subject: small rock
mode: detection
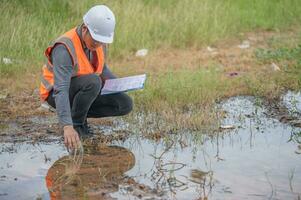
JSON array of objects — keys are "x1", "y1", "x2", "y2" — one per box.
[
  {"x1": 238, "y1": 40, "x2": 250, "y2": 49},
  {"x1": 0, "y1": 93, "x2": 8, "y2": 100},
  {"x1": 228, "y1": 72, "x2": 239, "y2": 77},
  {"x1": 207, "y1": 46, "x2": 218, "y2": 56},
  {"x1": 2, "y1": 57, "x2": 13, "y2": 64},
  {"x1": 138, "y1": 184, "x2": 145, "y2": 190},
  {"x1": 135, "y1": 49, "x2": 148, "y2": 57},
  {"x1": 220, "y1": 125, "x2": 235, "y2": 129},
  {"x1": 207, "y1": 46, "x2": 216, "y2": 52},
  {"x1": 0, "y1": 90, "x2": 8, "y2": 100},
  {"x1": 271, "y1": 63, "x2": 280, "y2": 71}
]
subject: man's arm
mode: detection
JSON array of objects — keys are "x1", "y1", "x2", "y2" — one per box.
[
  {"x1": 51, "y1": 44, "x2": 73, "y2": 126},
  {"x1": 51, "y1": 44, "x2": 80, "y2": 149},
  {"x1": 100, "y1": 63, "x2": 117, "y2": 81},
  {"x1": 99, "y1": 45, "x2": 116, "y2": 81}
]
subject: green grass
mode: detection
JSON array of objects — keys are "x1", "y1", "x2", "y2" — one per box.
[
  {"x1": 136, "y1": 68, "x2": 223, "y2": 109},
  {"x1": 128, "y1": 68, "x2": 223, "y2": 129},
  {"x1": 254, "y1": 43, "x2": 301, "y2": 96},
  {"x1": 255, "y1": 45, "x2": 301, "y2": 64},
  {"x1": 1, "y1": 0, "x2": 301, "y2": 76}
]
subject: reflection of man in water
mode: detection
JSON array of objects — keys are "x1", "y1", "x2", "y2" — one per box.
[{"x1": 45, "y1": 145, "x2": 135, "y2": 199}]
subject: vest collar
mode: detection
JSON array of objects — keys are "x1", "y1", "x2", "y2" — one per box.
[{"x1": 76, "y1": 24, "x2": 88, "y2": 51}]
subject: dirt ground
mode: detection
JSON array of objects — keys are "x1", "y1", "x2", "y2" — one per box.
[{"x1": 110, "y1": 29, "x2": 298, "y2": 73}]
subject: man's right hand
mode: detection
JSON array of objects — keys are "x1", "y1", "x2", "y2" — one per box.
[{"x1": 63, "y1": 125, "x2": 81, "y2": 150}]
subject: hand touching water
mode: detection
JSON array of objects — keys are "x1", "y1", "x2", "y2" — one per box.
[{"x1": 63, "y1": 125, "x2": 81, "y2": 150}]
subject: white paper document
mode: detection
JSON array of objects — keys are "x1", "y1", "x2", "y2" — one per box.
[{"x1": 101, "y1": 74, "x2": 146, "y2": 95}]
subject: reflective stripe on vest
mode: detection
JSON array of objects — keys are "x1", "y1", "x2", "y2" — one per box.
[
  {"x1": 55, "y1": 37, "x2": 77, "y2": 65},
  {"x1": 41, "y1": 76, "x2": 53, "y2": 91},
  {"x1": 45, "y1": 60, "x2": 53, "y2": 73}
]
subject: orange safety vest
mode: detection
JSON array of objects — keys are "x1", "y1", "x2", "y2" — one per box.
[{"x1": 39, "y1": 27, "x2": 105, "y2": 101}]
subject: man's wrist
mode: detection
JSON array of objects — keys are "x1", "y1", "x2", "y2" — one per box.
[{"x1": 63, "y1": 125, "x2": 73, "y2": 130}]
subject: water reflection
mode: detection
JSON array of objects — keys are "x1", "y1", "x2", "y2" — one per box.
[{"x1": 46, "y1": 145, "x2": 135, "y2": 200}]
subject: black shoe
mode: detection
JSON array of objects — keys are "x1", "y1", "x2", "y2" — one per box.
[
  {"x1": 84, "y1": 120, "x2": 95, "y2": 135},
  {"x1": 74, "y1": 124, "x2": 93, "y2": 139}
]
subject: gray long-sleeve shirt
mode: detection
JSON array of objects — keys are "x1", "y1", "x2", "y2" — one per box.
[{"x1": 50, "y1": 26, "x2": 115, "y2": 126}]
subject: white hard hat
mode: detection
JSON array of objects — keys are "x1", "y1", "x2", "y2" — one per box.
[{"x1": 83, "y1": 5, "x2": 116, "y2": 44}]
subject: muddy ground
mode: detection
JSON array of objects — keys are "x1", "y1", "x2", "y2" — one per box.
[{"x1": 0, "y1": 90, "x2": 300, "y2": 144}]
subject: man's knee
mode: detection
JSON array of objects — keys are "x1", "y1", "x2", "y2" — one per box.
[
  {"x1": 119, "y1": 94, "x2": 133, "y2": 116},
  {"x1": 80, "y1": 74, "x2": 101, "y2": 96}
]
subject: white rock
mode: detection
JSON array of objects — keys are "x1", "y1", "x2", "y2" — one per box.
[
  {"x1": 2, "y1": 57, "x2": 13, "y2": 64},
  {"x1": 271, "y1": 63, "x2": 280, "y2": 71},
  {"x1": 207, "y1": 46, "x2": 216, "y2": 52},
  {"x1": 135, "y1": 49, "x2": 148, "y2": 57},
  {"x1": 220, "y1": 125, "x2": 235, "y2": 129},
  {"x1": 238, "y1": 40, "x2": 250, "y2": 49},
  {"x1": 0, "y1": 93, "x2": 8, "y2": 99},
  {"x1": 0, "y1": 90, "x2": 8, "y2": 99}
]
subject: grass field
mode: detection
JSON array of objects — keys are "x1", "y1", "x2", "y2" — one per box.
[
  {"x1": 0, "y1": 0, "x2": 301, "y2": 129},
  {"x1": 1, "y1": 0, "x2": 301, "y2": 73}
]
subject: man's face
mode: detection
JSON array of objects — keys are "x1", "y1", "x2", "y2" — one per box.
[{"x1": 82, "y1": 26, "x2": 104, "y2": 51}]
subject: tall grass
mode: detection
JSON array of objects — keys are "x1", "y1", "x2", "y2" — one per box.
[{"x1": 1, "y1": 0, "x2": 301, "y2": 76}]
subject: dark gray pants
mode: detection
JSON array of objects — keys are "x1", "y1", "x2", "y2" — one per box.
[{"x1": 47, "y1": 74, "x2": 133, "y2": 127}]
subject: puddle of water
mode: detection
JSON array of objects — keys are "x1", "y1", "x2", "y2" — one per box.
[
  {"x1": 0, "y1": 96, "x2": 300, "y2": 200},
  {"x1": 0, "y1": 142, "x2": 67, "y2": 199}
]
